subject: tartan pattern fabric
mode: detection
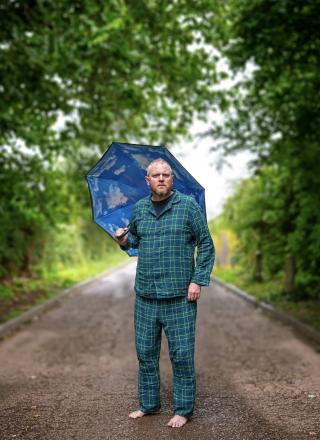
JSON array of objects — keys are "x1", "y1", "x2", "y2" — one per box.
[
  {"x1": 134, "y1": 295, "x2": 197, "y2": 417},
  {"x1": 122, "y1": 190, "x2": 215, "y2": 298}
]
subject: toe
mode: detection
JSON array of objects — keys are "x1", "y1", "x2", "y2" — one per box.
[{"x1": 129, "y1": 410, "x2": 144, "y2": 419}]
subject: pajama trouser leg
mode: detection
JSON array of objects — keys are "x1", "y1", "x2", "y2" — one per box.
[
  {"x1": 161, "y1": 297, "x2": 197, "y2": 418},
  {"x1": 134, "y1": 295, "x2": 162, "y2": 413}
]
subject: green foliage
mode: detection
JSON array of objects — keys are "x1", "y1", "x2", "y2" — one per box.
[
  {"x1": 0, "y1": 0, "x2": 221, "y2": 279},
  {"x1": 210, "y1": 0, "x2": 320, "y2": 298},
  {"x1": 223, "y1": 167, "x2": 291, "y2": 275},
  {"x1": 38, "y1": 210, "x2": 119, "y2": 274},
  {"x1": 0, "y1": 148, "x2": 72, "y2": 277},
  {"x1": 0, "y1": 250, "x2": 128, "y2": 323},
  {"x1": 221, "y1": 164, "x2": 320, "y2": 298},
  {"x1": 208, "y1": 216, "x2": 238, "y2": 267},
  {"x1": 0, "y1": 0, "x2": 219, "y2": 149}
]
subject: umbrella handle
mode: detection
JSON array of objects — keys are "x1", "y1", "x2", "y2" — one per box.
[{"x1": 117, "y1": 223, "x2": 131, "y2": 239}]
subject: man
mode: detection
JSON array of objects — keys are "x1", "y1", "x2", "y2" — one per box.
[{"x1": 115, "y1": 159, "x2": 214, "y2": 428}]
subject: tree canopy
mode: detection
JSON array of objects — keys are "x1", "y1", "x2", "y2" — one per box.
[
  {"x1": 0, "y1": 0, "x2": 220, "y2": 276},
  {"x1": 0, "y1": 0, "x2": 219, "y2": 152},
  {"x1": 211, "y1": 0, "x2": 320, "y2": 297}
]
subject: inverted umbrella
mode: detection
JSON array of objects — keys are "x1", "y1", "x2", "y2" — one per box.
[{"x1": 86, "y1": 142, "x2": 207, "y2": 256}]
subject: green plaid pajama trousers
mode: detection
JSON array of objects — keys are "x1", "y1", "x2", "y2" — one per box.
[{"x1": 134, "y1": 294, "x2": 197, "y2": 418}]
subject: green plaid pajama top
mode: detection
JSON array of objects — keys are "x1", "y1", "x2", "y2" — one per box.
[{"x1": 122, "y1": 190, "x2": 215, "y2": 298}]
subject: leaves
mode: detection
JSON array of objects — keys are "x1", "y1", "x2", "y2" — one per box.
[
  {"x1": 212, "y1": 0, "x2": 320, "y2": 297},
  {"x1": 0, "y1": 0, "x2": 221, "y2": 277}
]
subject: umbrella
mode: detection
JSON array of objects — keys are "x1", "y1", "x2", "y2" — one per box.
[{"x1": 86, "y1": 142, "x2": 207, "y2": 256}]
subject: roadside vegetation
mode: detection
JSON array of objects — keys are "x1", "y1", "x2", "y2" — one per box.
[
  {"x1": 210, "y1": 214, "x2": 320, "y2": 332},
  {"x1": 206, "y1": 1, "x2": 320, "y2": 333},
  {"x1": 0, "y1": 219, "x2": 129, "y2": 323}
]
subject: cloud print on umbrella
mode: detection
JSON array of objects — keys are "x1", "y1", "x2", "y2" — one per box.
[
  {"x1": 114, "y1": 165, "x2": 126, "y2": 175},
  {"x1": 93, "y1": 154, "x2": 117, "y2": 175},
  {"x1": 86, "y1": 142, "x2": 207, "y2": 256},
  {"x1": 104, "y1": 185, "x2": 128, "y2": 209},
  {"x1": 92, "y1": 177, "x2": 100, "y2": 192},
  {"x1": 95, "y1": 198, "x2": 103, "y2": 217},
  {"x1": 132, "y1": 153, "x2": 152, "y2": 170}
]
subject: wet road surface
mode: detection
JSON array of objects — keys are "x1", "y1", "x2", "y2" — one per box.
[{"x1": 0, "y1": 261, "x2": 319, "y2": 439}]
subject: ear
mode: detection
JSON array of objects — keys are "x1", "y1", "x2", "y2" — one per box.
[{"x1": 145, "y1": 176, "x2": 150, "y2": 186}]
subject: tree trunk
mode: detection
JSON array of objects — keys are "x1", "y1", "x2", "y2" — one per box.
[
  {"x1": 284, "y1": 254, "x2": 295, "y2": 293},
  {"x1": 253, "y1": 250, "x2": 263, "y2": 282},
  {"x1": 21, "y1": 245, "x2": 34, "y2": 278}
]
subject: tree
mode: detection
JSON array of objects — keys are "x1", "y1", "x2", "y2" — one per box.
[
  {"x1": 0, "y1": 0, "x2": 220, "y2": 276},
  {"x1": 210, "y1": 0, "x2": 320, "y2": 297},
  {"x1": 0, "y1": 0, "x2": 219, "y2": 151}
]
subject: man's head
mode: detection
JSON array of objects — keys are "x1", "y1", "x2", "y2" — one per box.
[{"x1": 145, "y1": 159, "x2": 174, "y2": 200}]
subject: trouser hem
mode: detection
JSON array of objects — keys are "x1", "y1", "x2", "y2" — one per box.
[
  {"x1": 174, "y1": 411, "x2": 193, "y2": 420},
  {"x1": 139, "y1": 407, "x2": 161, "y2": 414}
]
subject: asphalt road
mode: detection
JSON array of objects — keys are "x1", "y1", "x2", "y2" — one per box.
[{"x1": 0, "y1": 261, "x2": 319, "y2": 440}]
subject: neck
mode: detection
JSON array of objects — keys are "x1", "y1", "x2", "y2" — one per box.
[{"x1": 151, "y1": 190, "x2": 174, "y2": 202}]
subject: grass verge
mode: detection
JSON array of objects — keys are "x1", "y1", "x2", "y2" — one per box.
[
  {"x1": 214, "y1": 266, "x2": 320, "y2": 332},
  {"x1": 0, "y1": 251, "x2": 130, "y2": 324}
]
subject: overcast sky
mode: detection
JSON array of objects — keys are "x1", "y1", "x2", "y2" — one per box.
[
  {"x1": 170, "y1": 57, "x2": 256, "y2": 220},
  {"x1": 171, "y1": 119, "x2": 253, "y2": 220}
]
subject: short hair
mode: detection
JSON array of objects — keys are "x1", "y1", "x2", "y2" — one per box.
[{"x1": 146, "y1": 158, "x2": 173, "y2": 176}]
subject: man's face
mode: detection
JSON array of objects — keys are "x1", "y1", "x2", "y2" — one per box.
[{"x1": 145, "y1": 162, "x2": 173, "y2": 198}]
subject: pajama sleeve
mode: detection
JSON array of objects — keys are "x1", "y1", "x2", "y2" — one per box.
[{"x1": 189, "y1": 200, "x2": 215, "y2": 286}]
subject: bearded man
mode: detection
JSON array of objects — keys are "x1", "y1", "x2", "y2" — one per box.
[{"x1": 115, "y1": 159, "x2": 215, "y2": 428}]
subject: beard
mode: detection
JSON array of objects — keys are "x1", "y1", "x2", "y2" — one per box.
[{"x1": 153, "y1": 186, "x2": 172, "y2": 198}]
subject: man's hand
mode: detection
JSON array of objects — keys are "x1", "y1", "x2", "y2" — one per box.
[
  {"x1": 187, "y1": 283, "x2": 201, "y2": 301},
  {"x1": 115, "y1": 228, "x2": 129, "y2": 246}
]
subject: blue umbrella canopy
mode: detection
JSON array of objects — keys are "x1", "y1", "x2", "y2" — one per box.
[{"x1": 86, "y1": 142, "x2": 207, "y2": 256}]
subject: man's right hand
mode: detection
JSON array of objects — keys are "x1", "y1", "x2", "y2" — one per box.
[{"x1": 115, "y1": 228, "x2": 129, "y2": 246}]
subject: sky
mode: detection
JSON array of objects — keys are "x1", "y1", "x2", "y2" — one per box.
[
  {"x1": 169, "y1": 57, "x2": 256, "y2": 221},
  {"x1": 171, "y1": 119, "x2": 254, "y2": 220}
]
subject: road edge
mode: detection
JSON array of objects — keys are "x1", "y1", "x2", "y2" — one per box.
[
  {"x1": 0, "y1": 259, "x2": 133, "y2": 340},
  {"x1": 212, "y1": 275, "x2": 320, "y2": 346}
]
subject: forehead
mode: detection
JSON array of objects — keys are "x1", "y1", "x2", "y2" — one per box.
[{"x1": 148, "y1": 162, "x2": 172, "y2": 174}]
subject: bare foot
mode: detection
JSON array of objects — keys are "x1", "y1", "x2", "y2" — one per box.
[
  {"x1": 129, "y1": 410, "x2": 146, "y2": 419},
  {"x1": 167, "y1": 415, "x2": 188, "y2": 428}
]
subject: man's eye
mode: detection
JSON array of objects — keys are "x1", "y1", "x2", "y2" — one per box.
[{"x1": 151, "y1": 173, "x2": 171, "y2": 179}]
